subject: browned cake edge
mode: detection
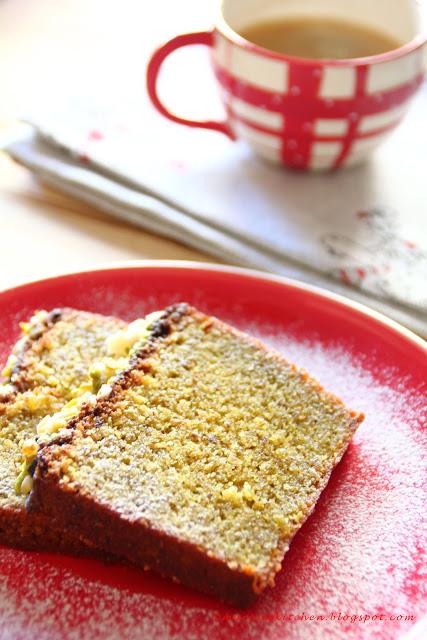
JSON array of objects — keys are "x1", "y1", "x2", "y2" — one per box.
[
  {"x1": 0, "y1": 503, "x2": 112, "y2": 560},
  {"x1": 0, "y1": 308, "x2": 124, "y2": 559},
  {"x1": 28, "y1": 303, "x2": 364, "y2": 607}
]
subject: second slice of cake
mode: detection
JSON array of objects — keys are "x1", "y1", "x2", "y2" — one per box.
[{"x1": 28, "y1": 303, "x2": 364, "y2": 606}]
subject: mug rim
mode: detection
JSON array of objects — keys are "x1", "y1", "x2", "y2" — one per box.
[{"x1": 216, "y1": 12, "x2": 427, "y2": 67}]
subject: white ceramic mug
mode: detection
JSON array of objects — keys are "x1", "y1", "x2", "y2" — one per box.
[{"x1": 147, "y1": 0, "x2": 427, "y2": 170}]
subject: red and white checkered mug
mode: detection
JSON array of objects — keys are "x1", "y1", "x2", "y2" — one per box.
[{"x1": 147, "y1": 0, "x2": 426, "y2": 171}]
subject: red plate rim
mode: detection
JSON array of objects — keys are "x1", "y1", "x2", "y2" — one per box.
[{"x1": 2, "y1": 260, "x2": 425, "y2": 353}]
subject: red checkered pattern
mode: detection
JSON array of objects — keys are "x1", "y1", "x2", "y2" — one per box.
[
  {"x1": 212, "y1": 33, "x2": 425, "y2": 170},
  {"x1": 146, "y1": 27, "x2": 426, "y2": 170}
]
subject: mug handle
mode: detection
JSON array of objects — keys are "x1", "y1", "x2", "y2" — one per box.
[{"x1": 146, "y1": 31, "x2": 236, "y2": 140}]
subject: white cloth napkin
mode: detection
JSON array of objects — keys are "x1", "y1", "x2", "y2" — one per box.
[{"x1": 6, "y1": 82, "x2": 427, "y2": 337}]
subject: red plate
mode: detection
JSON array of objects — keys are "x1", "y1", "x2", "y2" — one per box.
[{"x1": 0, "y1": 262, "x2": 426, "y2": 640}]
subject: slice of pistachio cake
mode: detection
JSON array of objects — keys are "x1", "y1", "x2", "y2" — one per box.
[
  {"x1": 0, "y1": 308, "x2": 125, "y2": 552},
  {"x1": 28, "y1": 303, "x2": 363, "y2": 605}
]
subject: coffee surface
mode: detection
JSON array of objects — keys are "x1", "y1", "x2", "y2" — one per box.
[{"x1": 240, "y1": 17, "x2": 401, "y2": 59}]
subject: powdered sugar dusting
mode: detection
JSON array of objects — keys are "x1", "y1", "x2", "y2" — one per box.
[
  {"x1": 0, "y1": 548, "x2": 222, "y2": 640},
  {"x1": 0, "y1": 330, "x2": 425, "y2": 640},
  {"x1": 242, "y1": 332, "x2": 427, "y2": 640}
]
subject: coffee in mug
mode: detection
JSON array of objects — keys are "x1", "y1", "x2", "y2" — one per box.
[{"x1": 240, "y1": 17, "x2": 402, "y2": 59}]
